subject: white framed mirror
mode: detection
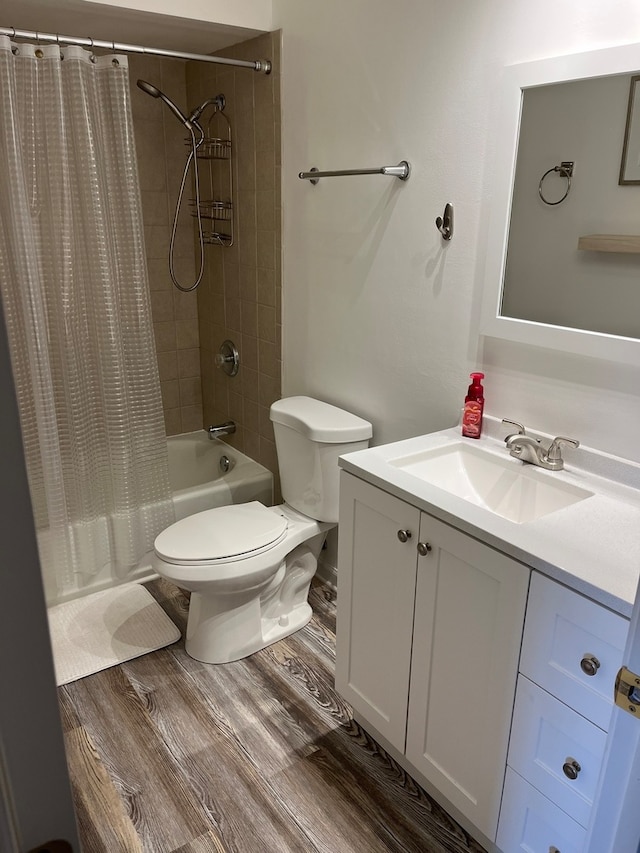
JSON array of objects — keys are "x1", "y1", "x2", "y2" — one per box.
[{"x1": 481, "y1": 43, "x2": 640, "y2": 366}]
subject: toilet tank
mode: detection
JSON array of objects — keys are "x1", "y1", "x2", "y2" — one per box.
[{"x1": 270, "y1": 396, "x2": 372, "y2": 523}]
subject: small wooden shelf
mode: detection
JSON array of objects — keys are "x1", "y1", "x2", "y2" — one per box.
[{"x1": 577, "y1": 234, "x2": 640, "y2": 254}]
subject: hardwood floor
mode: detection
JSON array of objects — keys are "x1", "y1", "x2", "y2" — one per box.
[{"x1": 59, "y1": 579, "x2": 487, "y2": 853}]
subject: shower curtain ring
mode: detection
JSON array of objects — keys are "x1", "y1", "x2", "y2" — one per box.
[
  {"x1": 33, "y1": 32, "x2": 45, "y2": 59},
  {"x1": 89, "y1": 37, "x2": 96, "y2": 63}
]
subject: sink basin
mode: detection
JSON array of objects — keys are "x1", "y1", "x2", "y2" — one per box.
[{"x1": 389, "y1": 442, "x2": 593, "y2": 523}]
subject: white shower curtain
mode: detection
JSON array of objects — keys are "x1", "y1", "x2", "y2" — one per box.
[{"x1": 0, "y1": 36, "x2": 174, "y2": 601}]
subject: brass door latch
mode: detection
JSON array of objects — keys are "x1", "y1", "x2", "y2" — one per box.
[{"x1": 614, "y1": 666, "x2": 640, "y2": 717}]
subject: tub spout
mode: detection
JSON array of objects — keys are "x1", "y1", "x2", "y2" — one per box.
[{"x1": 207, "y1": 420, "x2": 236, "y2": 440}]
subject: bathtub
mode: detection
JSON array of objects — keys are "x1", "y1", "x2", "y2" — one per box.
[
  {"x1": 46, "y1": 432, "x2": 274, "y2": 605},
  {"x1": 168, "y1": 431, "x2": 273, "y2": 520}
]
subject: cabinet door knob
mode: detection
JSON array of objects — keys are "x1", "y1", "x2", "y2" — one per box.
[
  {"x1": 417, "y1": 542, "x2": 432, "y2": 556},
  {"x1": 562, "y1": 757, "x2": 581, "y2": 780},
  {"x1": 397, "y1": 529, "x2": 412, "y2": 543},
  {"x1": 580, "y1": 654, "x2": 601, "y2": 676}
]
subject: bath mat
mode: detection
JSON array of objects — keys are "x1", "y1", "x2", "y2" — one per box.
[{"x1": 48, "y1": 583, "x2": 181, "y2": 686}]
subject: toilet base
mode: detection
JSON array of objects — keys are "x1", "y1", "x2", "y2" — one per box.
[
  {"x1": 186, "y1": 599, "x2": 314, "y2": 665},
  {"x1": 183, "y1": 532, "x2": 327, "y2": 664},
  {"x1": 185, "y1": 592, "x2": 313, "y2": 663}
]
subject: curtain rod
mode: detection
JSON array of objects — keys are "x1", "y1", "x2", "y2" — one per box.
[{"x1": 0, "y1": 26, "x2": 271, "y2": 74}]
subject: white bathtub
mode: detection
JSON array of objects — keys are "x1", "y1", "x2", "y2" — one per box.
[
  {"x1": 168, "y1": 431, "x2": 273, "y2": 520},
  {"x1": 46, "y1": 432, "x2": 274, "y2": 605}
]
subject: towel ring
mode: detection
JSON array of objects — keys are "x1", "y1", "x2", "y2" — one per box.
[{"x1": 538, "y1": 161, "x2": 574, "y2": 206}]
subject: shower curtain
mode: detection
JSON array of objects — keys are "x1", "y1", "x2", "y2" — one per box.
[{"x1": 0, "y1": 36, "x2": 174, "y2": 601}]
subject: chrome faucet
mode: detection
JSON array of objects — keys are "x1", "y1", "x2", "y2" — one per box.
[
  {"x1": 502, "y1": 419, "x2": 579, "y2": 471},
  {"x1": 207, "y1": 420, "x2": 236, "y2": 440}
]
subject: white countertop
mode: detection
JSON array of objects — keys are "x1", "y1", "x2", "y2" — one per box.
[{"x1": 339, "y1": 417, "x2": 640, "y2": 618}]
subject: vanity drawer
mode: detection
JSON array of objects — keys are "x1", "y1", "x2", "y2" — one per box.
[
  {"x1": 508, "y1": 675, "x2": 606, "y2": 828},
  {"x1": 520, "y1": 573, "x2": 628, "y2": 731},
  {"x1": 497, "y1": 767, "x2": 586, "y2": 853}
]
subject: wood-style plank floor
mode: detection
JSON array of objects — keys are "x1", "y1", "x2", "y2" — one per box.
[{"x1": 59, "y1": 579, "x2": 487, "y2": 853}]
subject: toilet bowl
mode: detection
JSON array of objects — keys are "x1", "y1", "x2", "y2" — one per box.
[{"x1": 152, "y1": 396, "x2": 372, "y2": 664}]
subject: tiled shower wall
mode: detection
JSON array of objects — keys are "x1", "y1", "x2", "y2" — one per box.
[
  {"x1": 129, "y1": 54, "x2": 204, "y2": 436},
  {"x1": 129, "y1": 33, "x2": 282, "y2": 485},
  {"x1": 186, "y1": 31, "x2": 282, "y2": 480}
]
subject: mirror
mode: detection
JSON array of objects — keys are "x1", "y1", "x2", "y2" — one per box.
[{"x1": 481, "y1": 43, "x2": 640, "y2": 366}]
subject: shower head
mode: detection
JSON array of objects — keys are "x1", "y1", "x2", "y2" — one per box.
[{"x1": 136, "y1": 79, "x2": 194, "y2": 130}]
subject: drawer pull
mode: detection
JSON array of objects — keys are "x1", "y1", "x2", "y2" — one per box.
[
  {"x1": 580, "y1": 654, "x2": 600, "y2": 676},
  {"x1": 417, "y1": 542, "x2": 432, "y2": 556},
  {"x1": 562, "y1": 757, "x2": 581, "y2": 780},
  {"x1": 397, "y1": 529, "x2": 412, "y2": 543}
]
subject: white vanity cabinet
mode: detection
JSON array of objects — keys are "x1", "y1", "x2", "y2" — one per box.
[
  {"x1": 335, "y1": 471, "x2": 530, "y2": 841},
  {"x1": 497, "y1": 573, "x2": 629, "y2": 852}
]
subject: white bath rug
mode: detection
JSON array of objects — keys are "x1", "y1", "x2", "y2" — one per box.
[{"x1": 48, "y1": 583, "x2": 181, "y2": 686}]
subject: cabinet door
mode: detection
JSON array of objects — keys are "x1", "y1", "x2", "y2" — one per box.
[
  {"x1": 335, "y1": 472, "x2": 420, "y2": 750},
  {"x1": 405, "y1": 513, "x2": 530, "y2": 840}
]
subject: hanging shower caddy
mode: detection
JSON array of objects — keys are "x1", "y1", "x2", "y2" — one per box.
[{"x1": 189, "y1": 94, "x2": 234, "y2": 247}]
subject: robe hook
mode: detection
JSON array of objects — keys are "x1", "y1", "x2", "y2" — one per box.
[{"x1": 436, "y1": 202, "x2": 454, "y2": 241}]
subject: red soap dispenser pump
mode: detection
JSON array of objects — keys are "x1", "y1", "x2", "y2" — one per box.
[{"x1": 461, "y1": 372, "x2": 485, "y2": 439}]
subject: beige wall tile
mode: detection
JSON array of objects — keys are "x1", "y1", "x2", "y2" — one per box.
[
  {"x1": 157, "y1": 351, "x2": 178, "y2": 381},
  {"x1": 259, "y1": 373, "x2": 281, "y2": 410},
  {"x1": 257, "y1": 267, "x2": 276, "y2": 306},
  {"x1": 242, "y1": 367, "x2": 259, "y2": 403},
  {"x1": 173, "y1": 289, "x2": 199, "y2": 320},
  {"x1": 132, "y1": 57, "x2": 205, "y2": 439},
  {"x1": 257, "y1": 230, "x2": 276, "y2": 270},
  {"x1": 241, "y1": 334, "x2": 259, "y2": 370},
  {"x1": 178, "y1": 348, "x2": 201, "y2": 378},
  {"x1": 258, "y1": 339, "x2": 279, "y2": 378},
  {"x1": 257, "y1": 304, "x2": 276, "y2": 343},
  {"x1": 175, "y1": 33, "x2": 281, "y2": 475},
  {"x1": 181, "y1": 404, "x2": 204, "y2": 433},
  {"x1": 179, "y1": 377, "x2": 203, "y2": 407},
  {"x1": 144, "y1": 225, "x2": 170, "y2": 260},
  {"x1": 161, "y1": 379, "x2": 180, "y2": 409},
  {"x1": 141, "y1": 191, "x2": 169, "y2": 226},
  {"x1": 154, "y1": 321, "x2": 176, "y2": 353},
  {"x1": 164, "y1": 407, "x2": 182, "y2": 435},
  {"x1": 239, "y1": 265, "x2": 257, "y2": 302},
  {"x1": 151, "y1": 291, "x2": 174, "y2": 323},
  {"x1": 242, "y1": 301, "x2": 258, "y2": 338},
  {"x1": 176, "y1": 319, "x2": 200, "y2": 350}
]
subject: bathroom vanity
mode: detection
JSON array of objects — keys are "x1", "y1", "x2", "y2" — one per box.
[{"x1": 335, "y1": 418, "x2": 640, "y2": 852}]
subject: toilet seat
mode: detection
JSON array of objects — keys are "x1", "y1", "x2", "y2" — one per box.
[{"x1": 154, "y1": 501, "x2": 288, "y2": 566}]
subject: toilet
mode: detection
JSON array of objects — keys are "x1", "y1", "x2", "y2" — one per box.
[{"x1": 153, "y1": 396, "x2": 372, "y2": 663}]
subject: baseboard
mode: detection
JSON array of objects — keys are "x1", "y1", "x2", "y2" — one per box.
[{"x1": 316, "y1": 557, "x2": 337, "y2": 590}]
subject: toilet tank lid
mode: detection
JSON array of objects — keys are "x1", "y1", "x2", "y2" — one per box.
[{"x1": 270, "y1": 396, "x2": 373, "y2": 443}]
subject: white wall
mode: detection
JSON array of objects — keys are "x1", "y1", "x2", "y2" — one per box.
[
  {"x1": 273, "y1": 0, "x2": 640, "y2": 460},
  {"x1": 81, "y1": 0, "x2": 272, "y2": 29}
]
